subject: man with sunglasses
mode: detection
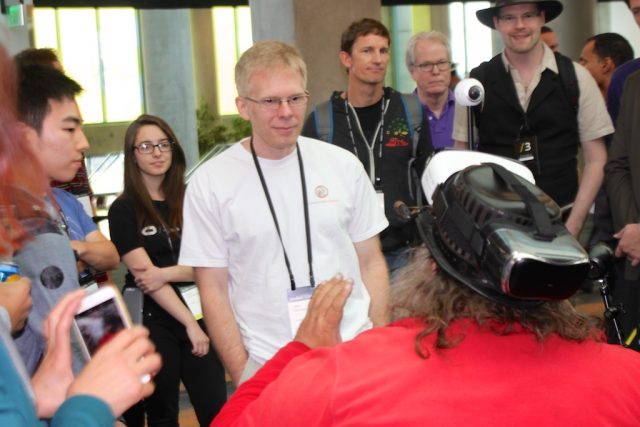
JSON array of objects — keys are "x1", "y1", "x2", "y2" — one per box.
[
  {"x1": 302, "y1": 18, "x2": 433, "y2": 275},
  {"x1": 453, "y1": 0, "x2": 613, "y2": 240},
  {"x1": 180, "y1": 41, "x2": 389, "y2": 386},
  {"x1": 406, "y1": 31, "x2": 455, "y2": 150}
]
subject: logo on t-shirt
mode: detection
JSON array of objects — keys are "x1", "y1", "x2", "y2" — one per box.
[
  {"x1": 315, "y1": 185, "x2": 329, "y2": 199},
  {"x1": 141, "y1": 225, "x2": 158, "y2": 236}
]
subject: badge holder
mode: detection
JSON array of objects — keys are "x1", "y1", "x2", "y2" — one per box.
[
  {"x1": 287, "y1": 286, "x2": 314, "y2": 337},
  {"x1": 514, "y1": 122, "x2": 541, "y2": 175}
]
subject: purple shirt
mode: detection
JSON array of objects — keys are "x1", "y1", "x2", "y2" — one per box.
[
  {"x1": 416, "y1": 89, "x2": 455, "y2": 150},
  {"x1": 607, "y1": 58, "x2": 640, "y2": 125}
]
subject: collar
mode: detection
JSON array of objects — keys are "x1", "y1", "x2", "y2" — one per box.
[{"x1": 500, "y1": 42, "x2": 559, "y2": 75}]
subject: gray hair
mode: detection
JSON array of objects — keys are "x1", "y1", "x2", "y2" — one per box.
[{"x1": 405, "y1": 31, "x2": 451, "y2": 72}]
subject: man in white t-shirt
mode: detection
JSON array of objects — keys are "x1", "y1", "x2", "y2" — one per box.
[{"x1": 179, "y1": 41, "x2": 389, "y2": 385}]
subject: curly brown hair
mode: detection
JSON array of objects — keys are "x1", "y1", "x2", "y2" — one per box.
[{"x1": 391, "y1": 246, "x2": 603, "y2": 358}]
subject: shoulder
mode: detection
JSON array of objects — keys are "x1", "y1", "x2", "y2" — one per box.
[
  {"x1": 298, "y1": 136, "x2": 359, "y2": 163},
  {"x1": 612, "y1": 58, "x2": 640, "y2": 84},
  {"x1": 108, "y1": 196, "x2": 133, "y2": 213},
  {"x1": 189, "y1": 141, "x2": 249, "y2": 183},
  {"x1": 52, "y1": 188, "x2": 77, "y2": 206}
]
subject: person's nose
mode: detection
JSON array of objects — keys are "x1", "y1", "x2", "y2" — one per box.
[
  {"x1": 276, "y1": 99, "x2": 294, "y2": 117},
  {"x1": 77, "y1": 129, "x2": 89, "y2": 153}
]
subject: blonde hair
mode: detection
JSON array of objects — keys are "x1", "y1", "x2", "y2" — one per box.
[{"x1": 235, "y1": 40, "x2": 307, "y2": 96}]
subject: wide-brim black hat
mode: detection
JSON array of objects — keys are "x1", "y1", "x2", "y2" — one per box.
[
  {"x1": 416, "y1": 162, "x2": 590, "y2": 308},
  {"x1": 476, "y1": 0, "x2": 563, "y2": 29}
]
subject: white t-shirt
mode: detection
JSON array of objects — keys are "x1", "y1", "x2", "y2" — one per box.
[{"x1": 180, "y1": 136, "x2": 388, "y2": 363}]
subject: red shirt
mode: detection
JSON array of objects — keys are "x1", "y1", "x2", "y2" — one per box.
[{"x1": 213, "y1": 318, "x2": 640, "y2": 426}]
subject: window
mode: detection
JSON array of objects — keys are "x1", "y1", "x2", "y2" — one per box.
[
  {"x1": 449, "y1": 2, "x2": 492, "y2": 77},
  {"x1": 212, "y1": 6, "x2": 252, "y2": 116},
  {"x1": 33, "y1": 7, "x2": 143, "y2": 124}
]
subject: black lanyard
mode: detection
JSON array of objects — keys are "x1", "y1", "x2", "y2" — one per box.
[
  {"x1": 344, "y1": 96, "x2": 388, "y2": 187},
  {"x1": 250, "y1": 139, "x2": 315, "y2": 291}
]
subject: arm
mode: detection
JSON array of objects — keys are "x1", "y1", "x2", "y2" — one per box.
[
  {"x1": 134, "y1": 264, "x2": 194, "y2": 293},
  {"x1": 70, "y1": 230, "x2": 119, "y2": 272},
  {"x1": 195, "y1": 266, "x2": 247, "y2": 385},
  {"x1": 354, "y1": 235, "x2": 389, "y2": 326},
  {"x1": 121, "y1": 249, "x2": 210, "y2": 357},
  {"x1": 564, "y1": 138, "x2": 607, "y2": 237}
]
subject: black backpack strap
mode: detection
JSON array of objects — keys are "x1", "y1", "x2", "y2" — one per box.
[
  {"x1": 555, "y1": 52, "x2": 580, "y2": 113},
  {"x1": 400, "y1": 93, "x2": 424, "y2": 205},
  {"x1": 313, "y1": 101, "x2": 334, "y2": 143}
]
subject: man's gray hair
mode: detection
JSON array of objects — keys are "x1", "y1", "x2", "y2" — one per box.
[{"x1": 405, "y1": 31, "x2": 451, "y2": 72}]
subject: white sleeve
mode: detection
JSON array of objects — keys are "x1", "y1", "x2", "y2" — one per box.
[
  {"x1": 179, "y1": 172, "x2": 229, "y2": 268},
  {"x1": 574, "y1": 62, "x2": 614, "y2": 142}
]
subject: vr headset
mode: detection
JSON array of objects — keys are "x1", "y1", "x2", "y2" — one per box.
[{"x1": 418, "y1": 152, "x2": 590, "y2": 306}]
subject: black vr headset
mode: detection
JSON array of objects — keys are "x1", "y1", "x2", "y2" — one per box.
[{"x1": 417, "y1": 159, "x2": 590, "y2": 307}]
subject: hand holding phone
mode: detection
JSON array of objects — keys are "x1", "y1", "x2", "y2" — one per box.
[{"x1": 73, "y1": 286, "x2": 132, "y2": 361}]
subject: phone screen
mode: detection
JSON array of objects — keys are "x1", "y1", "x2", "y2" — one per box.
[{"x1": 75, "y1": 298, "x2": 127, "y2": 356}]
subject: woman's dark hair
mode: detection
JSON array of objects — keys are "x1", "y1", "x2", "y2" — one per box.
[{"x1": 120, "y1": 114, "x2": 187, "y2": 238}]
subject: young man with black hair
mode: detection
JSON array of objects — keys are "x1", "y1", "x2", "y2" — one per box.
[
  {"x1": 15, "y1": 64, "x2": 119, "y2": 373},
  {"x1": 301, "y1": 18, "x2": 433, "y2": 274}
]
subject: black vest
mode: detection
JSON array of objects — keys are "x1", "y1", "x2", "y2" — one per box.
[{"x1": 470, "y1": 54, "x2": 579, "y2": 206}]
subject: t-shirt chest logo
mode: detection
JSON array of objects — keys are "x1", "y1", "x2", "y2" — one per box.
[
  {"x1": 141, "y1": 225, "x2": 159, "y2": 236},
  {"x1": 315, "y1": 185, "x2": 329, "y2": 199}
]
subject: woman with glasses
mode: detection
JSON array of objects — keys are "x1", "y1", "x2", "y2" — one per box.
[{"x1": 108, "y1": 115, "x2": 226, "y2": 426}]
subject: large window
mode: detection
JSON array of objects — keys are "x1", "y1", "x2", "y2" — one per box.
[
  {"x1": 449, "y1": 2, "x2": 492, "y2": 77},
  {"x1": 212, "y1": 6, "x2": 252, "y2": 116},
  {"x1": 33, "y1": 7, "x2": 143, "y2": 124}
]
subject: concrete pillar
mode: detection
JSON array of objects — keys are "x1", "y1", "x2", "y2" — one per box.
[
  {"x1": 191, "y1": 9, "x2": 218, "y2": 117},
  {"x1": 139, "y1": 10, "x2": 198, "y2": 168},
  {"x1": 551, "y1": 0, "x2": 597, "y2": 61},
  {"x1": 249, "y1": 0, "x2": 380, "y2": 107}
]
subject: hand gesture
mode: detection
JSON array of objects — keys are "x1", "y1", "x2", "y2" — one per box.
[
  {"x1": 294, "y1": 275, "x2": 353, "y2": 349},
  {"x1": 134, "y1": 265, "x2": 166, "y2": 294}
]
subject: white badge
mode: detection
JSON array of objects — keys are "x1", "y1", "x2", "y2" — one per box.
[
  {"x1": 287, "y1": 286, "x2": 314, "y2": 337},
  {"x1": 178, "y1": 284, "x2": 204, "y2": 320},
  {"x1": 376, "y1": 190, "x2": 385, "y2": 212}
]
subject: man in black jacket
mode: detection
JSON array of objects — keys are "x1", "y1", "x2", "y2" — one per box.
[{"x1": 302, "y1": 18, "x2": 433, "y2": 274}]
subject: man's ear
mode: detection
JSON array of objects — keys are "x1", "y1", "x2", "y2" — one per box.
[
  {"x1": 236, "y1": 96, "x2": 250, "y2": 121},
  {"x1": 338, "y1": 50, "x2": 352, "y2": 70},
  {"x1": 602, "y1": 56, "x2": 615, "y2": 74}
]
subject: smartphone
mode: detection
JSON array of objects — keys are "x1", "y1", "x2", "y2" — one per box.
[{"x1": 73, "y1": 285, "x2": 132, "y2": 361}]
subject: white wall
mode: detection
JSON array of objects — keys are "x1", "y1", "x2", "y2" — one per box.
[{"x1": 597, "y1": 2, "x2": 640, "y2": 55}]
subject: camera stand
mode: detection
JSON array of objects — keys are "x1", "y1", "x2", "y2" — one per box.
[{"x1": 588, "y1": 243, "x2": 626, "y2": 347}]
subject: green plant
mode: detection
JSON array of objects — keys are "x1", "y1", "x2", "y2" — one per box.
[{"x1": 196, "y1": 102, "x2": 251, "y2": 157}]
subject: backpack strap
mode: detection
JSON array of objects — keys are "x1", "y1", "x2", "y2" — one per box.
[
  {"x1": 313, "y1": 101, "x2": 334, "y2": 144},
  {"x1": 554, "y1": 52, "x2": 580, "y2": 113},
  {"x1": 400, "y1": 93, "x2": 424, "y2": 205}
]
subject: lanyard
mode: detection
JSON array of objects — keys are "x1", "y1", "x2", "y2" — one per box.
[
  {"x1": 250, "y1": 139, "x2": 315, "y2": 291},
  {"x1": 344, "y1": 96, "x2": 388, "y2": 187}
]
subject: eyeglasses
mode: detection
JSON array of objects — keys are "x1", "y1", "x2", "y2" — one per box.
[
  {"x1": 497, "y1": 11, "x2": 540, "y2": 25},
  {"x1": 414, "y1": 60, "x2": 453, "y2": 73},
  {"x1": 133, "y1": 140, "x2": 174, "y2": 154},
  {"x1": 243, "y1": 93, "x2": 310, "y2": 111}
]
